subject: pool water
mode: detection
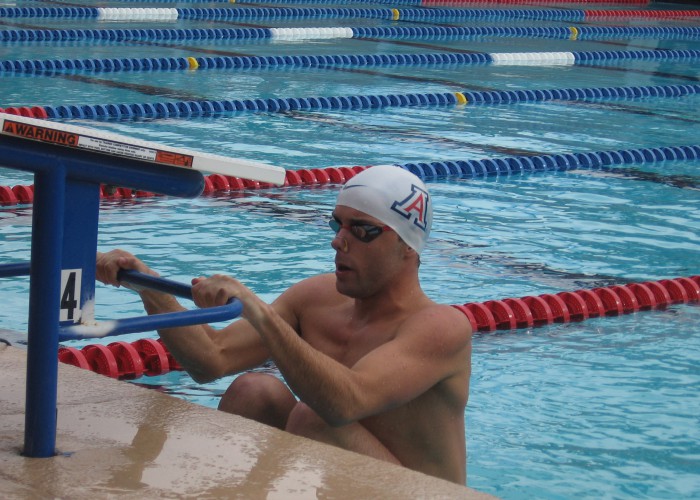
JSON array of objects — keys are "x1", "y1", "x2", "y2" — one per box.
[{"x1": 1, "y1": 2, "x2": 699, "y2": 498}]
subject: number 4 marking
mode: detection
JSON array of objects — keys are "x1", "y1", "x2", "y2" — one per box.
[{"x1": 60, "y1": 269, "x2": 82, "y2": 323}]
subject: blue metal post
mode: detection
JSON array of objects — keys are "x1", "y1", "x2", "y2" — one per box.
[
  {"x1": 23, "y1": 166, "x2": 65, "y2": 457},
  {"x1": 0, "y1": 129, "x2": 207, "y2": 457},
  {"x1": 59, "y1": 178, "x2": 100, "y2": 326}
]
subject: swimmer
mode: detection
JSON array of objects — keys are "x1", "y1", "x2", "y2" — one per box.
[{"x1": 96, "y1": 166, "x2": 472, "y2": 484}]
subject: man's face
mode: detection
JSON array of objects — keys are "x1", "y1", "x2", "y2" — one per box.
[{"x1": 330, "y1": 206, "x2": 406, "y2": 299}]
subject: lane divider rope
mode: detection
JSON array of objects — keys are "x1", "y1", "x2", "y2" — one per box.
[
  {"x1": 3, "y1": 48, "x2": 699, "y2": 74},
  {"x1": 1, "y1": 7, "x2": 698, "y2": 22},
  {"x1": 2, "y1": 144, "x2": 698, "y2": 206},
  {"x1": 1, "y1": 25, "x2": 698, "y2": 43},
  {"x1": 237, "y1": 0, "x2": 651, "y2": 4},
  {"x1": 56, "y1": 275, "x2": 700, "y2": 379},
  {"x1": 12, "y1": 0, "x2": 650, "y2": 5},
  {"x1": 2, "y1": 83, "x2": 694, "y2": 121}
]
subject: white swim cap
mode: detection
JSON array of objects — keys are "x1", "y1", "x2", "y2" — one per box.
[{"x1": 336, "y1": 166, "x2": 432, "y2": 254}]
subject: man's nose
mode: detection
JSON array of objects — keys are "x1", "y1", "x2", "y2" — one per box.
[{"x1": 331, "y1": 234, "x2": 348, "y2": 252}]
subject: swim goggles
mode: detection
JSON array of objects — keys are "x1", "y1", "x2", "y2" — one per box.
[{"x1": 329, "y1": 218, "x2": 392, "y2": 243}]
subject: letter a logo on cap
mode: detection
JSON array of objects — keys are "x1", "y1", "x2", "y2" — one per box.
[{"x1": 391, "y1": 184, "x2": 430, "y2": 232}]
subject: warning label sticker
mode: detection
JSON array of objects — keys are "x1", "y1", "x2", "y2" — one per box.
[
  {"x1": 155, "y1": 150, "x2": 194, "y2": 167},
  {"x1": 2, "y1": 120, "x2": 79, "y2": 147},
  {"x1": 77, "y1": 135, "x2": 157, "y2": 163},
  {"x1": 1, "y1": 118, "x2": 194, "y2": 169}
]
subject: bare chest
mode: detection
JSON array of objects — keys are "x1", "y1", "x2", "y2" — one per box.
[{"x1": 298, "y1": 306, "x2": 398, "y2": 368}]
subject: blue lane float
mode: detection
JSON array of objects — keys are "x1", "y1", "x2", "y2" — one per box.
[
  {"x1": 0, "y1": 7, "x2": 99, "y2": 17},
  {"x1": 394, "y1": 145, "x2": 700, "y2": 181},
  {"x1": 354, "y1": 25, "x2": 700, "y2": 41},
  {"x1": 37, "y1": 84, "x2": 700, "y2": 120},
  {"x1": 5, "y1": 7, "x2": 678, "y2": 22},
  {"x1": 0, "y1": 6, "x2": 397, "y2": 20},
  {"x1": 234, "y1": 0, "x2": 422, "y2": 3},
  {"x1": 0, "y1": 6, "x2": 553, "y2": 21},
  {"x1": 3, "y1": 144, "x2": 698, "y2": 205},
  {"x1": 2, "y1": 49, "x2": 698, "y2": 75},
  {"x1": 1, "y1": 7, "x2": 697, "y2": 22},
  {"x1": 1, "y1": 25, "x2": 698, "y2": 43}
]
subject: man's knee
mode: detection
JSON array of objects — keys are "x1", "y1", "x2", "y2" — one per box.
[
  {"x1": 285, "y1": 402, "x2": 329, "y2": 438},
  {"x1": 218, "y1": 372, "x2": 296, "y2": 429}
]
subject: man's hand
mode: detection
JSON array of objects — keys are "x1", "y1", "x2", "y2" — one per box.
[
  {"x1": 191, "y1": 274, "x2": 269, "y2": 326},
  {"x1": 96, "y1": 249, "x2": 159, "y2": 291}
]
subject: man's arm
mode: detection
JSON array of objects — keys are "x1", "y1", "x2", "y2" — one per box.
[
  {"x1": 190, "y1": 273, "x2": 472, "y2": 426},
  {"x1": 96, "y1": 250, "x2": 281, "y2": 383},
  {"x1": 261, "y1": 304, "x2": 471, "y2": 426}
]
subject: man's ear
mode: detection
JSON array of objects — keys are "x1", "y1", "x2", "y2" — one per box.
[
  {"x1": 403, "y1": 243, "x2": 418, "y2": 261},
  {"x1": 396, "y1": 237, "x2": 417, "y2": 262}
]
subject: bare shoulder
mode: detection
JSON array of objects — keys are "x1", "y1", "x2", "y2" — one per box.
[
  {"x1": 274, "y1": 273, "x2": 341, "y2": 313},
  {"x1": 402, "y1": 302, "x2": 473, "y2": 353},
  {"x1": 267, "y1": 274, "x2": 339, "y2": 332},
  {"x1": 282, "y1": 273, "x2": 338, "y2": 300}
]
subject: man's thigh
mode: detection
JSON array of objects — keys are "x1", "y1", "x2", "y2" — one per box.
[
  {"x1": 286, "y1": 402, "x2": 400, "y2": 465},
  {"x1": 219, "y1": 372, "x2": 296, "y2": 429}
]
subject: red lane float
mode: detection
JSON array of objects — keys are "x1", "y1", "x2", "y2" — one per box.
[
  {"x1": 12, "y1": 185, "x2": 34, "y2": 203},
  {"x1": 584, "y1": 9, "x2": 700, "y2": 19},
  {"x1": 59, "y1": 338, "x2": 179, "y2": 379},
  {"x1": 574, "y1": 288, "x2": 604, "y2": 317},
  {"x1": 423, "y1": 0, "x2": 648, "y2": 4},
  {"x1": 503, "y1": 297, "x2": 533, "y2": 328},
  {"x1": 0, "y1": 164, "x2": 365, "y2": 207},
  {"x1": 0, "y1": 185, "x2": 18, "y2": 205},
  {"x1": 557, "y1": 291, "x2": 588, "y2": 321},
  {"x1": 457, "y1": 276, "x2": 699, "y2": 332},
  {"x1": 59, "y1": 276, "x2": 699, "y2": 380},
  {"x1": 484, "y1": 300, "x2": 517, "y2": 330},
  {"x1": 228, "y1": 176, "x2": 246, "y2": 190},
  {"x1": 82, "y1": 344, "x2": 120, "y2": 379},
  {"x1": 521, "y1": 295, "x2": 554, "y2": 326},
  {"x1": 132, "y1": 338, "x2": 171, "y2": 376}
]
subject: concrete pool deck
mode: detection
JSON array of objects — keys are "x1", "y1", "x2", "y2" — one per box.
[{"x1": 1, "y1": 343, "x2": 494, "y2": 499}]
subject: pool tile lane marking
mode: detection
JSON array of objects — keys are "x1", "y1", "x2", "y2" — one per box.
[{"x1": 57, "y1": 72, "x2": 208, "y2": 103}]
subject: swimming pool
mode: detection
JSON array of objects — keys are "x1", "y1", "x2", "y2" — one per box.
[{"x1": 1, "y1": 1, "x2": 699, "y2": 498}]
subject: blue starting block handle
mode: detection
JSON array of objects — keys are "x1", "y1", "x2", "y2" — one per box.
[
  {"x1": 58, "y1": 270, "x2": 242, "y2": 340},
  {"x1": 117, "y1": 268, "x2": 195, "y2": 299},
  {"x1": 0, "y1": 261, "x2": 31, "y2": 278}
]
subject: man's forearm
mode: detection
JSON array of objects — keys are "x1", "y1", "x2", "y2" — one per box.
[
  {"x1": 249, "y1": 303, "x2": 362, "y2": 426},
  {"x1": 139, "y1": 289, "x2": 224, "y2": 382}
]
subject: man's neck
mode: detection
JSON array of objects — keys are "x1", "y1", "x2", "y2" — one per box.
[{"x1": 351, "y1": 277, "x2": 427, "y2": 324}]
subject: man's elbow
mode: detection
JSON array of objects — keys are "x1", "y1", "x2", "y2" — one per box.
[
  {"x1": 287, "y1": 402, "x2": 355, "y2": 435},
  {"x1": 187, "y1": 362, "x2": 227, "y2": 384},
  {"x1": 188, "y1": 370, "x2": 218, "y2": 384},
  {"x1": 320, "y1": 401, "x2": 370, "y2": 427},
  {"x1": 325, "y1": 412, "x2": 354, "y2": 428}
]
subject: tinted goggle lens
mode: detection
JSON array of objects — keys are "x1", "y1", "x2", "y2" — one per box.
[{"x1": 329, "y1": 219, "x2": 389, "y2": 243}]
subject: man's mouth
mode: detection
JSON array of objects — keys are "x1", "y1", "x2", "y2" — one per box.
[{"x1": 335, "y1": 261, "x2": 352, "y2": 273}]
